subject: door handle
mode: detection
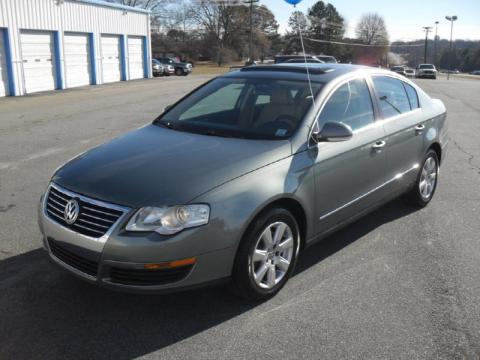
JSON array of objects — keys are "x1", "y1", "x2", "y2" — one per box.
[
  {"x1": 372, "y1": 141, "x2": 386, "y2": 152},
  {"x1": 415, "y1": 124, "x2": 425, "y2": 134}
]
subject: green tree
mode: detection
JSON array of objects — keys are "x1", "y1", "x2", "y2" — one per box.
[{"x1": 307, "y1": 1, "x2": 345, "y2": 55}]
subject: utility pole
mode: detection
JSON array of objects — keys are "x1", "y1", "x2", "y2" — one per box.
[
  {"x1": 244, "y1": 0, "x2": 259, "y2": 64},
  {"x1": 422, "y1": 26, "x2": 432, "y2": 63},
  {"x1": 434, "y1": 21, "x2": 439, "y2": 66},
  {"x1": 445, "y1": 15, "x2": 458, "y2": 80}
]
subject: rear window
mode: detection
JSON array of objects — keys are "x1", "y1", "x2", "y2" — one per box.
[
  {"x1": 372, "y1": 76, "x2": 411, "y2": 118},
  {"x1": 419, "y1": 65, "x2": 434, "y2": 69},
  {"x1": 403, "y1": 83, "x2": 419, "y2": 109}
]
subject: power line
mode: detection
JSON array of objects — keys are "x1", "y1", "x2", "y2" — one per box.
[{"x1": 305, "y1": 37, "x2": 424, "y2": 48}]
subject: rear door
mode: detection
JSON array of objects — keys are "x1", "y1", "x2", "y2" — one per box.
[
  {"x1": 313, "y1": 77, "x2": 388, "y2": 234},
  {"x1": 370, "y1": 75, "x2": 425, "y2": 193}
]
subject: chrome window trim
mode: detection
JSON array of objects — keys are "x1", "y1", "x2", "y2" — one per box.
[
  {"x1": 319, "y1": 163, "x2": 419, "y2": 220},
  {"x1": 43, "y1": 182, "x2": 132, "y2": 244}
]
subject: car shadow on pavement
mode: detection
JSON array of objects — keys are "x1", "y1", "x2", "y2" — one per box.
[{"x1": 0, "y1": 199, "x2": 416, "y2": 360}]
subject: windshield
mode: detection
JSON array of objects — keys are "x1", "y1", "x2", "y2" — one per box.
[
  {"x1": 154, "y1": 77, "x2": 323, "y2": 140},
  {"x1": 419, "y1": 64, "x2": 434, "y2": 69}
]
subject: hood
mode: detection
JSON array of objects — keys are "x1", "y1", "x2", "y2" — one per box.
[{"x1": 53, "y1": 125, "x2": 291, "y2": 208}]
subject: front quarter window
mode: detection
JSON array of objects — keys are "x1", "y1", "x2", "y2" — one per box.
[{"x1": 318, "y1": 78, "x2": 375, "y2": 131}]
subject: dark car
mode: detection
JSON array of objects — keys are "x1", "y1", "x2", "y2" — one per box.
[
  {"x1": 274, "y1": 55, "x2": 323, "y2": 64},
  {"x1": 39, "y1": 64, "x2": 447, "y2": 300},
  {"x1": 316, "y1": 55, "x2": 338, "y2": 63},
  {"x1": 286, "y1": 58, "x2": 324, "y2": 64},
  {"x1": 390, "y1": 66, "x2": 407, "y2": 76},
  {"x1": 156, "y1": 57, "x2": 193, "y2": 76}
]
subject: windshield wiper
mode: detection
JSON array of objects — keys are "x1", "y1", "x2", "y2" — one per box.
[
  {"x1": 154, "y1": 119, "x2": 176, "y2": 130},
  {"x1": 201, "y1": 129, "x2": 233, "y2": 138}
]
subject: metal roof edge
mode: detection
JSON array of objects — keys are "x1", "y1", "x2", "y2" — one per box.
[{"x1": 67, "y1": 0, "x2": 151, "y2": 14}]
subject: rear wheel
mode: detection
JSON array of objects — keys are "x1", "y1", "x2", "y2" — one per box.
[
  {"x1": 404, "y1": 149, "x2": 439, "y2": 207},
  {"x1": 230, "y1": 208, "x2": 300, "y2": 301},
  {"x1": 175, "y1": 68, "x2": 184, "y2": 76}
]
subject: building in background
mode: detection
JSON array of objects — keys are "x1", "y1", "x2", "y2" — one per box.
[{"x1": 0, "y1": 0, "x2": 151, "y2": 97}]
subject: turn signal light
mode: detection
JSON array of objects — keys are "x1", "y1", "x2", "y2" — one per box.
[{"x1": 144, "y1": 257, "x2": 197, "y2": 270}]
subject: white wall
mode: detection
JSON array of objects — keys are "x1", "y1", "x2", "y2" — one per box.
[{"x1": 0, "y1": 0, "x2": 152, "y2": 96}]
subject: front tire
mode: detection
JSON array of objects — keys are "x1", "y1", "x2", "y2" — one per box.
[
  {"x1": 404, "y1": 149, "x2": 439, "y2": 207},
  {"x1": 230, "y1": 208, "x2": 300, "y2": 301},
  {"x1": 175, "y1": 68, "x2": 184, "y2": 76}
]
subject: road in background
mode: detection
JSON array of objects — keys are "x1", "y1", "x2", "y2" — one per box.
[{"x1": 0, "y1": 75, "x2": 479, "y2": 359}]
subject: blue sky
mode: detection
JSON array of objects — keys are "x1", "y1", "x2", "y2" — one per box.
[{"x1": 260, "y1": 0, "x2": 480, "y2": 41}]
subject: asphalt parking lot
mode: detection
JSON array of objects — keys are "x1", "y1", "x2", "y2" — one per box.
[{"x1": 1, "y1": 74, "x2": 479, "y2": 359}]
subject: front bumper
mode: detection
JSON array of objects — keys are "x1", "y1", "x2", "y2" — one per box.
[{"x1": 38, "y1": 184, "x2": 235, "y2": 293}]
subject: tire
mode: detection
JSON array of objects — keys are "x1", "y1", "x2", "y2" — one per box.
[
  {"x1": 403, "y1": 149, "x2": 439, "y2": 207},
  {"x1": 175, "y1": 68, "x2": 184, "y2": 76},
  {"x1": 230, "y1": 207, "x2": 300, "y2": 301}
]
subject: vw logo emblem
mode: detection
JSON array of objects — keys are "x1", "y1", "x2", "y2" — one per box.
[{"x1": 64, "y1": 199, "x2": 80, "y2": 225}]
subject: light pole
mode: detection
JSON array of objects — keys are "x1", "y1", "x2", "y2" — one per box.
[
  {"x1": 422, "y1": 26, "x2": 432, "y2": 63},
  {"x1": 434, "y1": 21, "x2": 439, "y2": 66},
  {"x1": 445, "y1": 15, "x2": 458, "y2": 80}
]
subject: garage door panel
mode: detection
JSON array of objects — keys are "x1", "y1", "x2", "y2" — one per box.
[
  {"x1": 0, "y1": 29, "x2": 8, "y2": 97},
  {"x1": 64, "y1": 33, "x2": 91, "y2": 88},
  {"x1": 128, "y1": 36, "x2": 144, "y2": 80},
  {"x1": 101, "y1": 35, "x2": 121, "y2": 83},
  {"x1": 20, "y1": 31, "x2": 56, "y2": 94}
]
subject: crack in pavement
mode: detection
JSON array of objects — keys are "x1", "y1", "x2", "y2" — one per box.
[{"x1": 449, "y1": 137, "x2": 480, "y2": 174}]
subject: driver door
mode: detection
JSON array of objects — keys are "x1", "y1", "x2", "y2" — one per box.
[{"x1": 312, "y1": 77, "x2": 388, "y2": 234}]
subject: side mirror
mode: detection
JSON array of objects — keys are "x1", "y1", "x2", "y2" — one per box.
[{"x1": 312, "y1": 122, "x2": 353, "y2": 142}]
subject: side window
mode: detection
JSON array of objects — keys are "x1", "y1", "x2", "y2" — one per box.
[
  {"x1": 319, "y1": 78, "x2": 375, "y2": 131},
  {"x1": 403, "y1": 82, "x2": 419, "y2": 109},
  {"x1": 372, "y1": 76, "x2": 411, "y2": 118},
  {"x1": 179, "y1": 83, "x2": 244, "y2": 120}
]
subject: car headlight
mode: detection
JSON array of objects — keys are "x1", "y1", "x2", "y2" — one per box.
[{"x1": 126, "y1": 205, "x2": 210, "y2": 235}]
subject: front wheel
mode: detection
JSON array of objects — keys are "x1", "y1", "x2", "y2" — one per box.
[
  {"x1": 403, "y1": 149, "x2": 439, "y2": 207},
  {"x1": 175, "y1": 68, "x2": 184, "y2": 76},
  {"x1": 230, "y1": 208, "x2": 300, "y2": 301}
]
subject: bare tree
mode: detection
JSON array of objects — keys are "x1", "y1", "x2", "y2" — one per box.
[{"x1": 355, "y1": 13, "x2": 389, "y2": 45}]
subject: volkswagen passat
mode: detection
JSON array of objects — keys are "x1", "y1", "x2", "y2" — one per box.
[{"x1": 38, "y1": 64, "x2": 447, "y2": 300}]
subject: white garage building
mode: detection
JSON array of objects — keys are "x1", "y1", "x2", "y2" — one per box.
[{"x1": 0, "y1": 0, "x2": 151, "y2": 97}]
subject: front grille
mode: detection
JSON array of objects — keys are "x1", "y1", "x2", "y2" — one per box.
[
  {"x1": 109, "y1": 266, "x2": 193, "y2": 286},
  {"x1": 45, "y1": 185, "x2": 125, "y2": 238},
  {"x1": 48, "y1": 239, "x2": 99, "y2": 277}
]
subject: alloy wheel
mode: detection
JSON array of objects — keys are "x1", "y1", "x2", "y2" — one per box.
[
  {"x1": 250, "y1": 221, "x2": 295, "y2": 290},
  {"x1": 419, "y1": 156, "x2": 437, "y2": 200}
]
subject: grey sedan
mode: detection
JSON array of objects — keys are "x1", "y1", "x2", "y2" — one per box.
[{"x1": 38, "y1": 64, "x2": 447, "y2": 300}]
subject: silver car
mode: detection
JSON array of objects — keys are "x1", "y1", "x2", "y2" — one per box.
[{"x1": 38, "y1": 64, "x2": 447, "y2": 300}]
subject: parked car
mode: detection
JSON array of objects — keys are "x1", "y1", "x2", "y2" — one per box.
[
  {"x1": 416, "y1": 64, "x2": 437, "y2": 79},
  {"x1": 285, "y1": 58, "x2": 324, "y2": 64},
  {"x1": 274, "y1": 54, "x2": 323, "y2": 64},
  {"x1": 471, "y1": 70, "x2": 480, "y2": 75},
  {"x1": 39, "y1": 63, "x2": 447, "y2": 300},
  {"x1": 316, "y1": 55, "x2": 338, "y2": 63},
  {"x1": 156, "y1": 57, "x2": 192, "y2": 76},
  {"x1": 152, "y1": 59, "x2": 165, "y2": 77},
  {"x1": 390, "y1": 66, "x2": 407, "y2": 76},
  {"x1": 163, "y1": 64, "x2": 175, "y2": 76},
  {"x1": 404, "y1": 68, "x2": 415, "y2": 77}
]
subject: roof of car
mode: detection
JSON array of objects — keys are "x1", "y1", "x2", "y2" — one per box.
[{"x1": 223, "y1": 63, "x2": 374, "y2": 83}]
